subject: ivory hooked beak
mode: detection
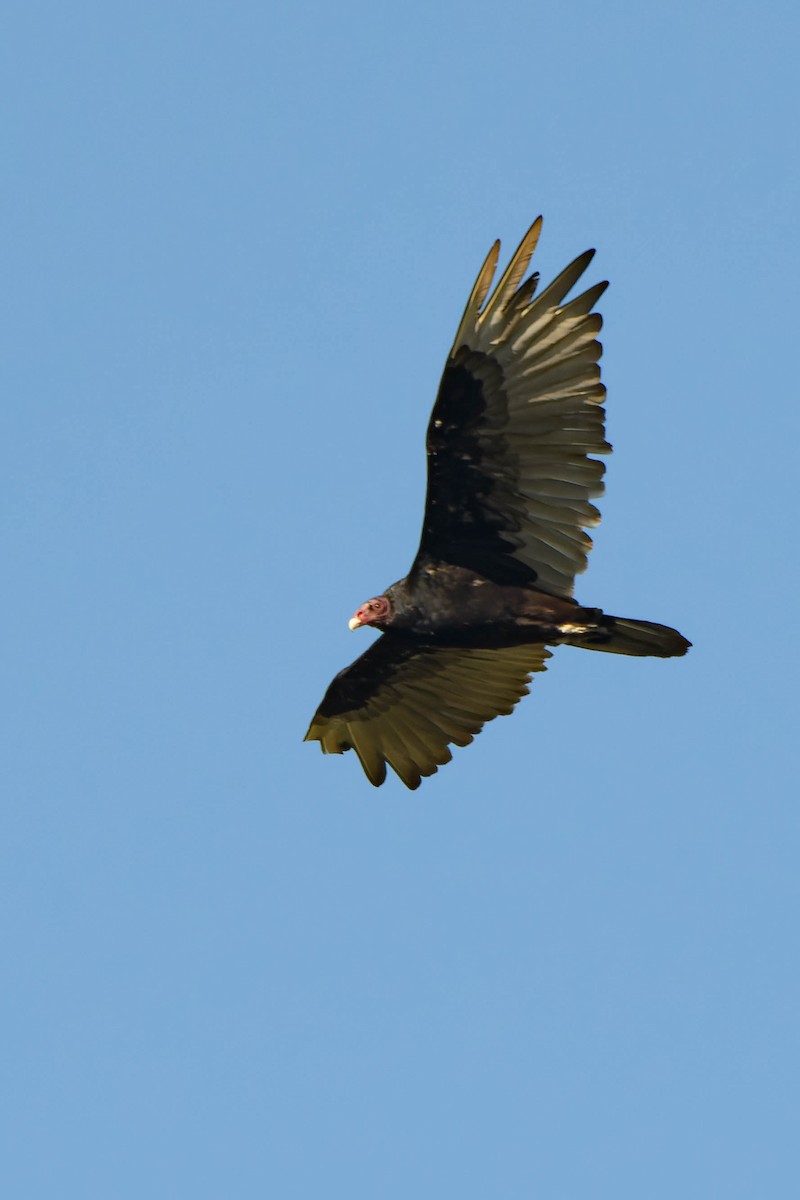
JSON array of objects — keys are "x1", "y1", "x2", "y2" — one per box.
[{"x1": 348, "y1": 616, "x2": 362, "y2": 631}]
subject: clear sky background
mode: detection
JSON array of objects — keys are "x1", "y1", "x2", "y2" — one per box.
[{"x1": 3, "y1": 2, "x2": 798, "y2": 1196}]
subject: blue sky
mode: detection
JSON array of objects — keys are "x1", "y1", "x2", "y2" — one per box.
[{"x1": 3, "y1": 2, "x2": 798, "y2": 1195}]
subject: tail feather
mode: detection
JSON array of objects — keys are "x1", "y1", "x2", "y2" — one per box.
[{"x1": 568, "y1": 615, "x2": 691, "y2": 658}]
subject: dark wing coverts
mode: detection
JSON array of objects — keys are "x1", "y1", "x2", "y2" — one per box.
[
  {"x1": 413, "y1": 217, "x2": 610, "y2": 597},
  {"x1": 304, "y1": 639, "x2": 551, "y2": 789}
]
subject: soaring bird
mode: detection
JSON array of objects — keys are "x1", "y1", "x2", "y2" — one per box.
[{"x1": 305, "y1": 216, "x2": 690, "y2": 789}]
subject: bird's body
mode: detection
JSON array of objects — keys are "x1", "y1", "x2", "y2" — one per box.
[
  {"x1": 378, "y1": 567, "x2": 688, "y2": 655},
  {"x1": 381, "y1": 567, "x2": 582, "y2": 642},
  {"x1": 305, "y1": 216, "x2": 690, "y2": 788}
]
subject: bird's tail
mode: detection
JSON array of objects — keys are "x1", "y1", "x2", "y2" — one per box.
[{"x1": 567, "y1": 615, "x2": 691, "y2": 658}]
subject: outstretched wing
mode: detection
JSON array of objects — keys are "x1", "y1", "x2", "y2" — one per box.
[
  {"x1": 412, "y1": 217, "x2": 610, "y2": 597},
  {"x1": 304, "y1": 637, "x2": 551, "y2": 790}
]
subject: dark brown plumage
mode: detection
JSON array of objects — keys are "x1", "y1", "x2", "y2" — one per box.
[{"x1": 305, "y1": 216, "x2": 690, "y2": 789}]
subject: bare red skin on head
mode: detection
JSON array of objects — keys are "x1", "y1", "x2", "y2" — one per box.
[{"x1": 351, "y1": 595, "x2": 392, "y2": 628}]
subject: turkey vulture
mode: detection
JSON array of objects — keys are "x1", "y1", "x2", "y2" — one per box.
[{"x1": 305, "y1": 216, "x2": 690, "y2": 789}]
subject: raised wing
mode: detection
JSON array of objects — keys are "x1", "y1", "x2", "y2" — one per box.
[
  {"x1": 412, "y1": 217, "x2": 610, "y2": 597},
  {"x1": 304, "y1": 637, "x2": 551, "y2": 790}
]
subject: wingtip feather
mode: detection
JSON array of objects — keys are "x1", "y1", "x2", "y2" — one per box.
[
  {"x1": 477, "y1": 215, "x2": 544, "y2": 327},
  {"x1": 451, "y1": 237, "x2": 501, "y2": 350}
]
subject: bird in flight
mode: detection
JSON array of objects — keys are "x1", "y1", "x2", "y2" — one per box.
[{"x1": 305, "y1": 216, "x2": 690, "y2": 789}]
